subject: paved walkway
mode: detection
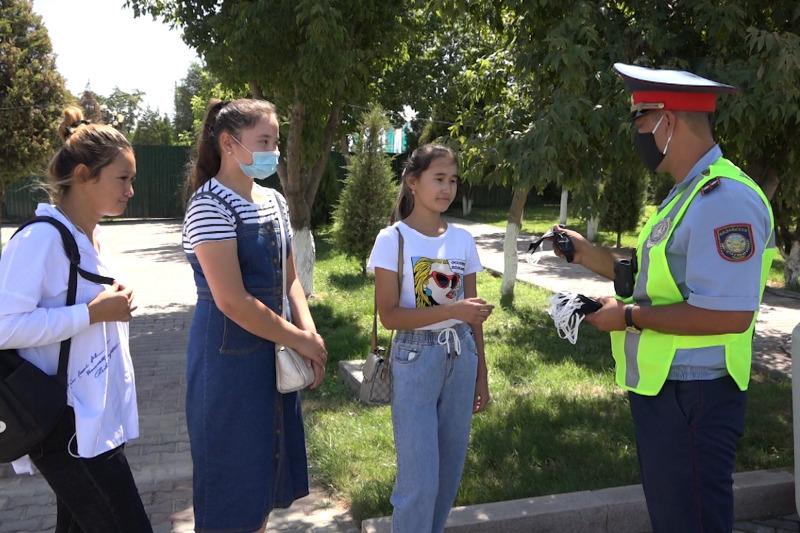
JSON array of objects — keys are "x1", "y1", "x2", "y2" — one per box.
[
  {"x1": 446, "y1": 216, "x2": 800, "y2": 379},
  {"x1": 1, "y1": 219, "x2": 798, "y2": 532},
  {"x1": 0, "y1": 221, "x2": 357, "y2": 533}
]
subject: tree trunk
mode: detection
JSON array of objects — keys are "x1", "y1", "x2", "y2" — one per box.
[
  {"x1": 249, "y1": 82, "x2": 264, "y2": 100},
  {"x1": 586, "y1": 215, "x2": 599, "y2": 242},
  {"x1": 461, "y1": 194, "x2": 473, "y2": 216},
  {"x1": 787, "y1": 240, "x2": 800, "y2": 291},
  {"x1": 281, "y1": 98, "x2": 342, "y2": 296},
  {"x1": 501, "y1": 186, "x2": 530, "y2": 302},
  {"x1": 786, "y1": 218, "x2": 800, "y2": 291},
  {"x1": 339, "y1": 135, "x2": 351, "y2": 165},
  {"x1": 760, "y1": 166, "x2": 780, "y2": 200},
  {"x1": 460, "y1": 183, "x2": 473, "y2": 216},
  {"x1": 559, "y1": 188, "x2": 568, "y2": 225}
]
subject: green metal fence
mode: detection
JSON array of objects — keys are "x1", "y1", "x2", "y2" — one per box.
[
  {"x1": 1, "y1": 145, "x2": 551, "y2": 222},
  {"x1": 125, "y1": 145, "x2": 189, "y2": 218},
  {"x1": 1, "y1": 145, "x2": 190, "y2": 221}
]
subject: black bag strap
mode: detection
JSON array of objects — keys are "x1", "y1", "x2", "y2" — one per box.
[{"x1": 12, "y1": 216, "x2": 115, "y2": 385}]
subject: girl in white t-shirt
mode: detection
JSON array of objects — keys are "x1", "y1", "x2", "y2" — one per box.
[
  {"x1": 368, "y1": 144, "x2": 493, "y2": 533},
  {"x1": 0, "y1": 106, "x2": 150, "y2": 531}
]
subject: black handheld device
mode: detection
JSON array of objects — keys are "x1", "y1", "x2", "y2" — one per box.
[
  {"x1": 613, "y1": 250, "x2": 638, "y2": 298},
  {"x1": 527, "y1": 227, "x2": 576, "y2": 263}
]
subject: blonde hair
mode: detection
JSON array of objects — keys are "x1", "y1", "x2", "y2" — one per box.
[
  {"x1": 46, "y1": 106, "x2": 131, "y2": 200},
  {"x1": 413, "y1": 257, "x2": 450, "y2": 307}
]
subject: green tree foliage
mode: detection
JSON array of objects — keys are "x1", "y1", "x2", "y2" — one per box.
[
  {"x1": 442, "y1": 0, "x2": 800, "y2": 286},
  {"x1": 310, "y1": 150, "x2": 345, "y2": 229},
  {"x1": 181, "y1": 70, "x2": 243, "y2": 146},
  {"x1": 101, "y1": 87, "x2": 144, "y2": 136},
  {"x1": 173, "y1": 62, "x2": 204, "y2": 136},
  {"x1": 127, "y1": 0, "x2": 416, "y2": 294},
  {"x1": 443, "y1": 1, "x2": 640, "y2": 214},
  {"x1": 333, "y1": 106, "x2": 397, "y2": 275},
  {"x1": 0, "y1": 0, "x2": 66, "y2": 251},
  {"x1": 600, "y1": 167, "x2": 647, "y2": 248},
  {"x1": 636, "y1": 1, "x2": 800, "y2": 286},
  {"x1": 132, "y1": 107, "x2": 174, "y2": 145},
  {"x1": 172, "y1": 62, "x2": 242, "y2": 145}
]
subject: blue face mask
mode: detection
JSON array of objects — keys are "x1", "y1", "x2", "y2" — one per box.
[{"x1": 232, "y1": 136, "x2": 280, "y2": 179}]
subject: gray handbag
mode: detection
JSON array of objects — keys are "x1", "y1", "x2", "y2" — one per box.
[{"x1": 359, "y1": 228, "x2": 404, "y2": 405}]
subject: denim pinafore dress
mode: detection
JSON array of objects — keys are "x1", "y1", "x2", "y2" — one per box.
[{"x1": 185, "y1": 190, "x2": 309, "y2": 532}]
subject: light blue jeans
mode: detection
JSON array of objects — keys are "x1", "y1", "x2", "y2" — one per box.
[{"x1": 390, "y1": 322, "x2": 478, "y2": 533}]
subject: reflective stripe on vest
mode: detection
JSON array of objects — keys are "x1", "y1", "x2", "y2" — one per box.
[{"x1": 610, "y1": 157, "x2": 776, "y2": 395}]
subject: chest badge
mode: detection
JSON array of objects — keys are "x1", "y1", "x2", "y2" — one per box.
[{"x1": 647, "y1": 218, "x2": 671, "y2": 247}]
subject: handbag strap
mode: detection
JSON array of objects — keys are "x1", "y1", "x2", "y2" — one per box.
[
  {"x1": 371, "y1": 227, "x2": 404, "y2": 352},
  {"x1": 272, "y1": 190, "x2": 290, "y2": 319},
  {"x1": 12, "y1": 216, "x2": 115, "y2": 386}
]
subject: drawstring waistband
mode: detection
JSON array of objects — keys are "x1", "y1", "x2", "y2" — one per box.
[
  {"x1": 394, "y1": 322, "x2": 470, "y2": 357},
  {"x1": 437, "y1": 327, "x2": 461, "y2": 357}
]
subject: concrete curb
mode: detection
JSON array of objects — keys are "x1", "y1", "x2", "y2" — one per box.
[
  {"x1": 339, "y1": 360, "x2": 363, "y2": 397},
  {"x1": 361, "y1": 469, "x2": 794, "y2": 533},
  {"x1": 337, "y1": 362, "x2": 795, "y2": 531}
]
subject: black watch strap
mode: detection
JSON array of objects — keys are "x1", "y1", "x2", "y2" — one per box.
[{"x1": 624, "y1": 304, "x2": 640, "y2": 331}]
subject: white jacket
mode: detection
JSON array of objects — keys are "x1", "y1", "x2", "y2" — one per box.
[{"x1": 0, "y1": 204, "x2": 139, "y2": 474}]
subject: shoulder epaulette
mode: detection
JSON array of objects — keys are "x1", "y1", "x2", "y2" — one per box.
[{"x1": 700, "y1": 177, "x2": 721, "y2": 196}]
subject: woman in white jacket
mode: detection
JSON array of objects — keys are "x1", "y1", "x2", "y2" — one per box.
[{"x1": 0, "y1": 106, "x2": 151, "y2": 532}]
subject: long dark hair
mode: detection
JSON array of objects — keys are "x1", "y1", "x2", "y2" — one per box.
[
  {"x1": 393, "y1": 143, "x2": 458, "y2": 221},
  {"x1": 186, "y1": 98, "x2": 277, "y2": 198}
]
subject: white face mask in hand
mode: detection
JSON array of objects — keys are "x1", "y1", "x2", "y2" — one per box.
[{"x1": 548, "y1": 292, "x2": 601, "y2": 345}]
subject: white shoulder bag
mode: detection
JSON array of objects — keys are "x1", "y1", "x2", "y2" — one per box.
[{"x1": 273, "y1": 190, "x2": 315, "y2": 393}]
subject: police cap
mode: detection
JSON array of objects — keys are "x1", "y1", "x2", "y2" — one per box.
[{"x1": 613, "y1": 63, "x2": 738, "y2": 120}]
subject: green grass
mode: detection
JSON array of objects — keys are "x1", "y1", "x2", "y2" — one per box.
[
  {"x1": 454, "y1": 205, "x2": 789, "y2": 288},
  {"x1": 302, "y1": 228, "x2": 793, "y2": 522},
  {"x1": 769, "y1": 255, "x2": 787, "y2": 287}
]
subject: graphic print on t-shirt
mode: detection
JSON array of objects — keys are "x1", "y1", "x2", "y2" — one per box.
[{"x1": 412, "y1": 257, "x2": 466, "y2": 308}]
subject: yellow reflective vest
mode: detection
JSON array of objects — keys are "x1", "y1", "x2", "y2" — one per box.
[{"x1": 611, "y1": 158, "x2": 776, "y2": 395}]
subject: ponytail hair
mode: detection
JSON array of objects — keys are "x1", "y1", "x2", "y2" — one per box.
[
  {"x1": 393, "y1": 143, "x2": 458, "y2": 222},
  {"x1": 186, "y1": 98, "x2": 277, "y2": 198},
  {"x1": 46, "y1": 106, "x2": 131, "y2": 200}
]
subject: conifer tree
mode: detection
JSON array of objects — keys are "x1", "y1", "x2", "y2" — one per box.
[
  {"x1": 333, "y1": 106, "x2": 398, "y2": 275},
  {"x1": 0, "y1": 0, "x2": 67, "y2": 253}
]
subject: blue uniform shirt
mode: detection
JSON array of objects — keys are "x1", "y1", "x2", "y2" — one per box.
[{"x1": 656, "y1": 145, "x2": 771, "y2": 380}]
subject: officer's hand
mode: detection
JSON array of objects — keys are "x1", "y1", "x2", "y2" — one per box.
[
  {"x1": 551, "y1": 225, "x2": 590, "y2": 265},
  {"x1": 584, "y1": 296, "x2": 626, "y2": 332}
]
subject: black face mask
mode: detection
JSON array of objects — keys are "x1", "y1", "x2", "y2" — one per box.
[{"x1": 634, "y1": 114, "x2": 670, "y2": 172}]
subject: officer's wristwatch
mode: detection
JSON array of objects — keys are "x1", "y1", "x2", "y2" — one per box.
[{"x1": 624, "y1": 304, "x2": 641, "y2": 333}]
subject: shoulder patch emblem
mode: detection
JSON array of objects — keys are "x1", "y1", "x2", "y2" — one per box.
[
  {"x1": 715, "y1": 223, "x2": 754, "y2": 262},
  {"x1": 700, "y1": 177, "x2": 721, "y2": 195}
]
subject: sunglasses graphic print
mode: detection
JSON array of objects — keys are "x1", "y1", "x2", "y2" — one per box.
[
  {"x1": 412, "y1": 257, "x2": 465, "y2": 307},
  {"x1": 430, "y1": 271, "x2": 461, "y2": 289}
]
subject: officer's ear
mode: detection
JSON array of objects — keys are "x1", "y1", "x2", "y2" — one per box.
[{"x1": 662, "y1": 110, "x2": 677, "y2": 131}]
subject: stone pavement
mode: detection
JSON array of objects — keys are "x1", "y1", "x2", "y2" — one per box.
[
  {"x1": 0, "y1": 221, "x2": 357, "y2": 533},
  {"x1": 1, "y1": 218, "x2": 798, "y2": 532},
  {"x1": 734, "y1": 515, "x2": 800, "y2": 533},
  {"x1": 446, "y1": 216, "x2": 800, "y2": 379}
]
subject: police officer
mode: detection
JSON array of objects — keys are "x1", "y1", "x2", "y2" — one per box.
[{"x1": 555, "y1": 63, "x2": 776, "y2": 532}]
